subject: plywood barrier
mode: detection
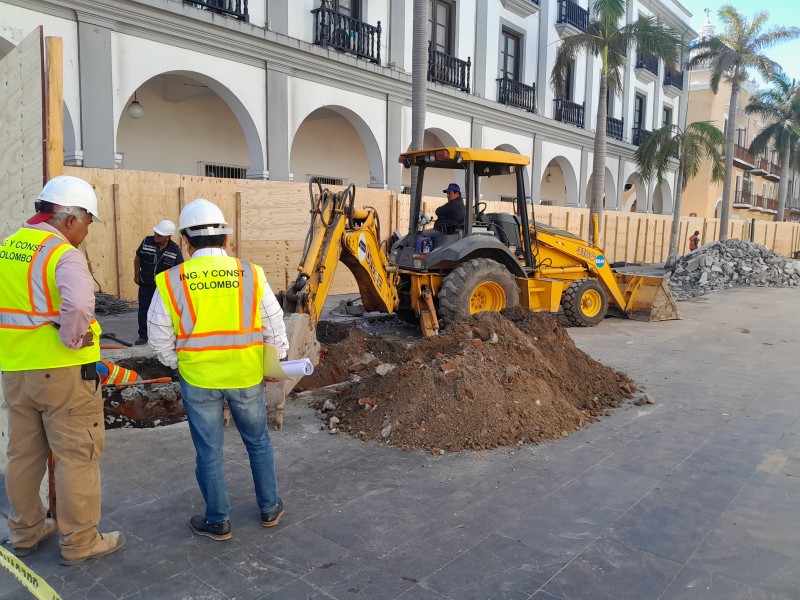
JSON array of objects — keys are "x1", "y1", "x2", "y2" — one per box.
[{"x1": 56, "y1": 167, "x2": 800, "y2": 300}]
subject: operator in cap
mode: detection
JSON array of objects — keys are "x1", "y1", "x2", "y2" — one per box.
[
  {"x1": 0, "y1": 175, "x2": 126, "y2": 565},
  {"x1": 147, "y1": 198, "x2": 288, "y2": 541},
  {"x1": 423, "y1": 182, "x2": 466, "y2": 247},
  {"x1": 133, "y1": 219, "x2": 183, "y2": 345}
]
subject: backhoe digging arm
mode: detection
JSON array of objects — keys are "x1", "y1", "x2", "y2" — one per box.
[{"x1": 281, "y1": 182, "x2": 398, "y2": 325}]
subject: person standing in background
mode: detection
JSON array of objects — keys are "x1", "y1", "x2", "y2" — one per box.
[{"x1": 134, "y1": 220, "x2": 183, "y2": 345}]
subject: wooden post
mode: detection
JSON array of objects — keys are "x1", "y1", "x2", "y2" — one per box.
[
  {"x1": 633, "y1": 219, "x2": 642, "y2": 263},
  {"x1": 234, "y1": 191, "x2": 242, "y2": 257},
  {"x1": 112, "y1": 183, "x2": 123, "y2": 297},
  {"x1": 44, "y1": 37, "x2": 63, "y2": 180},
  {"x1": 624, "y1": 216, "x2": 631, "y2": 263}
]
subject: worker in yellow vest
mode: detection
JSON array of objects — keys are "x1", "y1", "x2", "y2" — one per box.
[
  {"x1": 0, "y1": 175, "x2": 125, "y2": 565},
  {"x1": 148, "y1": 198, "x2": 289, "y2": 541}
]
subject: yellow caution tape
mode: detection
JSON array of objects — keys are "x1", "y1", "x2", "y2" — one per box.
[{"x1": 0, "y1": 544, "x2": 62, "y2": 600}]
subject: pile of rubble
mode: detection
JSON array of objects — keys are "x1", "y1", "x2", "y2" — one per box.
[
  {"x1": 669, "y1": 239, "x2": 800, "y2": 300},
  {"x1": 307, "y1": 309, "x2": 639, "y2": 453}
]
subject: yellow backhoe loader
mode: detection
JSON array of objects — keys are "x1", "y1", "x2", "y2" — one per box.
[{"x1": 279, "y1": 148, "x2": 679, "y2": 336}]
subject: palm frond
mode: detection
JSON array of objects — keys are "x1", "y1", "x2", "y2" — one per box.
[{"x1": 591, "y1": 0, "x2": 625, "y2": 24}]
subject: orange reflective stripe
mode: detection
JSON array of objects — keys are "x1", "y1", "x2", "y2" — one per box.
[
  {"x1": 178, "y1": 341, "x2": 263, "y2": 353},
  {"x1": 179, "y1": 263, "x2": 197, "y2": 326},
  {"x1": 39, "y1": 241, "x2": 65, "y2": 315},
  {"x1": 236, "y1": 259, "x2": 244, "y2": 330},
  {"x1": 25, "y1": 233, "x2": 56, "y2": 312},
  {"x1": 163, "y1": 267, "x2": 184, "y2": 336}
]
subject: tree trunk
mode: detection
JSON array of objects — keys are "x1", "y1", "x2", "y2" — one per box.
[
  {"x1": 665, "y1": 158, "x2": 685, "y2": 270},
  {"x1": 409, "y1": 0, "x2": 428, "y2": 201},
  {"x1": 775, "y1": 143, "x2": 790, "y2": 222},
  {"x1": 719, "y1": 81, "x2": 739, "y2": 241},
  {"x1": 590, "y1": 72, "x2": 608, "y2": 246}
]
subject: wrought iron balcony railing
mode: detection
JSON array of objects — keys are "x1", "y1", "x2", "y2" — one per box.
[
  {"x1": 311, "y1": 3, "x2": 382, "y2": 64},
  {"x1": 635, "y1": 52, "x2": 659, "y2": 75},
  {"x1": 428, "y1": 43, "x2": 471, "y2": 93},
  {"x1": 632, "y1": 126, "x2": 652, "y2": 146},
  {"x1": 556, "y1": 0, "x2": 589, "y2": 31},
  {"x1": 497, "y1": 77, "x2": 536, "y2": 113},
  {"x1": 606, "y1": 116, "x2": 624, "y2": 140},
  {"x1": 663, "y1": 68, "x2": 683, "y2": 90},
  {"x1": 184, "y1": 0, "x2": 248, "y2": 21},
  {"x1": 733, "y1": 144, "x2": 755, "y2": 166},
  {"x1": 733, "y1": 189, "x2": 752, "y2": 206},
  {"x1": 553, "y1": 99, "x2": 585, "y2": 128}
]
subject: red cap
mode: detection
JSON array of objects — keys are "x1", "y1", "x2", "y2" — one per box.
[{"x1": 26, "y1": 211, "x2": 58, "y2": 225}]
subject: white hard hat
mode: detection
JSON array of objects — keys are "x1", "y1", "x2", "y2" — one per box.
[
  {"x1": 153, "y1": 219, "x2": 177, "y2": 236},
  {"x1": 30, "y1": 175, "x2": 102, "y2": 224},
  {"x1": 179, "y1": 198, "x2": 234, "y2": 238}
]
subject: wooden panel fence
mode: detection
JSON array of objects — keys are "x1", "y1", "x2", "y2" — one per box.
[{"x1": 62, "y1": 168, "x2": 800, "y2": 302}]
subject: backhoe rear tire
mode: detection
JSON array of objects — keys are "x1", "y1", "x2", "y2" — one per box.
[
  {"x1": 437, "y1": 258, "x2": 519, "y2": 326},
  {"x1": 561, "y1": 278, "x2": 608, "y2": 327}
]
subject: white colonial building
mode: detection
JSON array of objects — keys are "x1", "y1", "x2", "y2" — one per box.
[{"x1": 1, "y1": 0, "x2": 695, "y2": 212}]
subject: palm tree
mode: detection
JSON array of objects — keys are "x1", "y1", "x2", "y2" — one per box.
[
  {"x1": 550, "y1": 0, "x2": 680, "y2": 245},
  {"x1": 635, "y1": 122, "x2": 726, "y2": 269},
  {"x1": 688, "y1": 6, "x2": 800, "y2": 238},
  {"x1": 745, "y1": 71, "x2": 800, "y2": 222}
]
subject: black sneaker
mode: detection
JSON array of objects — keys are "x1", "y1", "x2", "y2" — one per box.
[
  {"x1": 260, "y1": 501, "x2": 284, "y2": 528},
  {"x1": 134, "y1": 338, "x2": 148, "y2": 346},
  {"x1": 189, "y1": 516, "x2": 232, "y2": 541}
]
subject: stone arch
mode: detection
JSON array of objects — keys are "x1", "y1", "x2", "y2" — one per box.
[
  {"x1": 116, "y1": 71, "x2": 264, "y2": 177},
  {"x1": 291, "y1": 106, "x2": 384, "y2": 187},
  {"x1": 623, "y1": 172, "x2": 647, "y2": 212},
  {"x1": 0, "y1": 36, "x2": 14, "y2": 60},
  {"x1": 585, "y1": 167, "x2": 617, "y2": 209},
  {"x1": 62, "y1": 102, "x2": 78, "y2": 164},
  {"x1": 652, "y1": 179, "x2": 673, "y2": 215},
  {"x1": 714, "y1": 196, "x2": 723, "y2": 218},
  {"x1": 478, "y1": 143, "x2": 530, "y2": 201},
  {"x1": 402, "y1": 128, "x2": 464, "y2": 196},
  {"x1": 540, "y1": 156, "x2": 578, "y2": 207}
]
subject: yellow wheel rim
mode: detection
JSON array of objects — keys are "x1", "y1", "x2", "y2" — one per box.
[
  {"x1": 580, "y1": 289, "x2": 603, "y2": 318},
  {"x1": 469, "y1": 281, "x2": 506, "y2": 314}
]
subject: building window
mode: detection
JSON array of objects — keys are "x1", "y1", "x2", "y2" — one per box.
[
  {"x1": 308, "y1": 174, "x2": 349, "y2": 186},
  {"x1": 430, "y1": 0, "x2": 454, "y2": 54},
  {"x1": 723, "y1": 116, "x2": 728, "y2": 135},
  {"x1": 662, "y1": 106, "x2": 672, "y2": 127},
  {"x1": 634, "y1": 94, "x2": 646, "y2": 129},
  {"x1": 563, "y1": 60, "x2": 575, "y2": 101},
  {"x1": 203, "y1": 162, "x2": 247, "y2": 179},
  {"x1": 332, "y1": 0, "x2": 361, "y2": 20},
  {"x1": 499, "y1": 28, "x2": 521, "y2": 81}
]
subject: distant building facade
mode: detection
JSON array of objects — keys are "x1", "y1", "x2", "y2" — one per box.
[{"x1": 1, "y1": 0, "x2": 696, "y2": 213}]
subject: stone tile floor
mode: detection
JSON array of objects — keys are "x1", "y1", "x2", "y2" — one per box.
[{"x1": 1, "y1": 286, "x2": 799, "y2": 599}]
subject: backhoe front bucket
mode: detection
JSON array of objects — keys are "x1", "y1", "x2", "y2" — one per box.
[{"x1": 612, "y1": 273, "x2": 681, "y2": 322}]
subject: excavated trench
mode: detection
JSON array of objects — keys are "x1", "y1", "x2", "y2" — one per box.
[{"x1": 103, "y1": 357, "x2": 183, "y2": 429}]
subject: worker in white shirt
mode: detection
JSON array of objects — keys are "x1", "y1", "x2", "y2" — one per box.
[{"x1": 147, "y1": 198, "x2": 288, "y2": 541}]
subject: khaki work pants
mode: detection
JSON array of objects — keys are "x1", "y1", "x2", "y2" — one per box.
[{"x1": 3, "y1": 366, "x2": 105, "y2": 560}]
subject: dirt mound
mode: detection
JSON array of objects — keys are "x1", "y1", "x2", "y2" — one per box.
[{"x1": 309, "y1": 308, "x2": 637, "y2": 452}]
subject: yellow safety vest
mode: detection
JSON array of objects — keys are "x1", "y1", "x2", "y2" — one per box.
[
  {"x1": 0, "y1": 227, "x2": 101, "y2": 371},
  {"x1": 156, "y1": 255, "x2": 265, "y2": 389}
]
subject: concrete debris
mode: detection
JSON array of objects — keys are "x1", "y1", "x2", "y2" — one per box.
[
  {"x1": 669, "y1": 239, "x2": 800, "y2": 300},
  {"x1": 375, "y1": 363, "x2": 396, "y2": 376},
  {"x1": 322, "y1": 399, "x2": 337, "y2": 412}
]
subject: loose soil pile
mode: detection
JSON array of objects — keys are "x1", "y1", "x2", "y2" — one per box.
[
  {"x1": 103, "y1": 356, "x2": 183, "y2": 429},
  {"x1": 309, "y1": 308, "x2": 637, "y2": 452}
]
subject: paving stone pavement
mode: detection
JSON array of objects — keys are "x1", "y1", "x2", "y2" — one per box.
[{"x1": 1, "y1": 286, "x2": 799, "y2": 600}]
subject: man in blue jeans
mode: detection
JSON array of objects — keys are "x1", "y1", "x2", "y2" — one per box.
[{"x1": 147, "y1": 198, "x2": 289, "y2": 541}]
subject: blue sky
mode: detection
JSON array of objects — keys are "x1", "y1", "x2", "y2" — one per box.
[{"x1": 679, "y1": 0, "x2": 800, "y2": 81}]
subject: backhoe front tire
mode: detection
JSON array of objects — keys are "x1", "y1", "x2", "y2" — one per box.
[
  {"x1": 437, "y1": 258, "x2": 519, "y2": 326},
  {"x1": 561, "y1": 278, "x2": 608, "y2": 327}
]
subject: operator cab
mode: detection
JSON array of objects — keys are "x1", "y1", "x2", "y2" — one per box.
[{"x1": 391, "y1": 148, "x2": 533, "y2": 273}]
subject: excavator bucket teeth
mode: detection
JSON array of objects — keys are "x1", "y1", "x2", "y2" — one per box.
[{"x1": 612, "y1": 273, "x2": 682, "y2": 322}]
